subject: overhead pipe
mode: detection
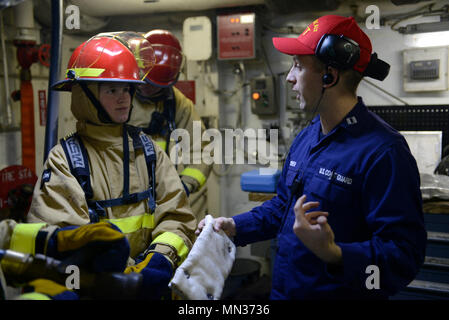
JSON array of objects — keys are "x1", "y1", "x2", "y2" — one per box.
[
  {"x1": 43, "y1": 0, "x2": 62, "y2": 162},
  {"x1": 69, "y1": 0, "x2": 265, "y2": 17}
]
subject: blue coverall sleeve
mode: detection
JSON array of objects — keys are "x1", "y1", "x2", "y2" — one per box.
[
  {"x1": 329, "y1": 141, "x2": 427, "y2": 296},
  {"x1": 232, "y1": 156, "x2": 292, "y2": 247}
]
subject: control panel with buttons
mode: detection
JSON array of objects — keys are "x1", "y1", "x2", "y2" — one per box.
[{"x1": 250, "y1": 76, "x2": 277, "y2": 115}]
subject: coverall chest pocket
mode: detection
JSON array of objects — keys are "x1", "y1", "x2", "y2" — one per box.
[
  {"x1": 306, "y1": 171, "x2": 356, "y2": 211},
  {"x1": 285, "y1": 166, "x2": 300, "y2": 188}
]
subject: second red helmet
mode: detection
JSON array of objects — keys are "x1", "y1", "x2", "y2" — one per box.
[{"x1": 144, "y1": 29, "x2": 183, "y2": 87}]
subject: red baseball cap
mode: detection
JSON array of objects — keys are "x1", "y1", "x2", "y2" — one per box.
[{"x1": 272, "y1": 15, "x2": 372, "y2": 73}]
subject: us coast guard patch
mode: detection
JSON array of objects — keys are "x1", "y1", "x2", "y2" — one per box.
[{"x1": 318, "y1": 167, "x2": 353, "y2": 185}]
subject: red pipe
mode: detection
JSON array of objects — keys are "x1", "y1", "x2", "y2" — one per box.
[
  {"x1": 15, "y1": 40, "x2": 39, "y2": 174},
  {"x1": 19, "y1": 73, "x2": 35, "y2": 174}
]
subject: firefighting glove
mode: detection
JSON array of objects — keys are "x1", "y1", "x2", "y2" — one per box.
[
  {"x1": 43, "y1": 222, "x2": 130, "y2": 273},
  {"x1": 124, "y1": 252, "x2": 173, "y2": 300},
  {"x1": 17, "y1": 279, "x2": 79, "y2": 300}
]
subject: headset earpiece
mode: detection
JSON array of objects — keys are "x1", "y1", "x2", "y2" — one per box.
[
  {"x1": 315, "y1": 34, "x2": 360, "y2": 70},
  {"x1": 322, "y1": 73, "x2": 334, "y2": 85}
]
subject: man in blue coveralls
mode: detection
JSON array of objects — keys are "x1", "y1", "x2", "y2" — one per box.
[{"x1": 197, "y1": 15, "x2": 427, "y2": 299}]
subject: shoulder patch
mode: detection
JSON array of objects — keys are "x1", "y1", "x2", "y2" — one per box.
[{"x1": 40, "y1": 168, "x2": 51, "y2": 189}]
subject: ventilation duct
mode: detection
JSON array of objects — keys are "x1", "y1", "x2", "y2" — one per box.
[
  {"x1": 264, "y1": 0, "x2": 340, "y2": 15},
  {"x1": 69, "y1": 0, "x2": 265, "y2": 17},
  {"x1": 390, "y1": 0, "x2": 432, "y2": 5}
]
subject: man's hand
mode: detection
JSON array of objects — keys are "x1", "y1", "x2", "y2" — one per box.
[
  {"x1": 195, "y1": 217, "x2": 236, "y2": 238},
  {"x1": 293, "y1": 195, "x2": 342, "y2": 265}
]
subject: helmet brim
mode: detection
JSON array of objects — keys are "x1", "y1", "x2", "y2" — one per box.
[{"x1": 51, "y1": 78, "x2": 146, "y2": 91}]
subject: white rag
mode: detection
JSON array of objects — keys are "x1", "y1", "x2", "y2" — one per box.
[{"x1": 169, "y1": 215, "x2": 236, "y2": 300}]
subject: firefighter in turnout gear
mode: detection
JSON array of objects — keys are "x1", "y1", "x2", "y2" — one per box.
[
  {"x1": 128, "y1": 30, "x2": 212, "y2": 222},
  {"x1": 23, "y1": 34, "x2": 196, "y2": 299}
]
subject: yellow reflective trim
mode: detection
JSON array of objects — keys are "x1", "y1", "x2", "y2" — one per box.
[
  {"x1": 17, "y1": 293, "x2": 51, "y2": 300},
  {"x1": 155, "y1": 140, "x2": 166, "y2": 151},
  {"x1": 101, "y1": 213, "x2": 154, "y2": 234},
  {"x1": 180, "y1": 168, "x2": 207, "y2": 187},
  {"x1": 151, "y1": 232, "x2": 189, "y2": 264},
  {"x1": 67, "y1": 68, "x2": 105, "y2": 78},
  {"x1": 9, "y1": 223, "x2": 46, "y2": 255}
]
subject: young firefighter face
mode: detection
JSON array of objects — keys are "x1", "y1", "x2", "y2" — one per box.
[{"x1": 99, "y1": 83, "x2": 132, "y2": 123}]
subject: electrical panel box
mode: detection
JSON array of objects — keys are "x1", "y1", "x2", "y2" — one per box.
[
  {"x1": 250, "y1": 76, "x2": 276, "y2": 115},
  {"x1": 183, "y1": 16, "x2": 212, "y2": 61},
  {"x1": 403, "y1": 47, "x2": 448, "y2": 92},
  {"x1": 217, "y1": 12, "x2": 256, "y2": 60},
  {"x1": 409, "y1": 59, "x2": 439, "y2": 80}
]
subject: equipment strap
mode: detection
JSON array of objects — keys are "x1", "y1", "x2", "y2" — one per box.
[{"x1": 60, "y1": 126, "x2": 157, "y2": 224}]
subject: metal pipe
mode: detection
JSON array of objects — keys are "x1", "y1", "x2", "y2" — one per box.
[
  {"x1": 43, "y1": 0, "x2": 63, "y2": 162},
  {"x1": 0, "y1": 11, "x2": 13, "y2": 127},
  {"x1": 362, "y1": 78, "x2": 409, "y2": 106}
]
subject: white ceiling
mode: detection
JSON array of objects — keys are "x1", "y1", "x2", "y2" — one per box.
[{"x1": 70, "y1": 0, "x2": 265, "y2": 17}]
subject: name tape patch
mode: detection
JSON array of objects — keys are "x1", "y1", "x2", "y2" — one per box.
[{"x1": 318, "y1": 167, "x2": 352, "y2": 185}]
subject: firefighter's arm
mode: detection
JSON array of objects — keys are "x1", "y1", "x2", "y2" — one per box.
[
  {"x1": 173, "y1": 88, "x2": 212, "y2": 194},
  {"x1": 148, "y1": 141, "x2": 197, "y2": 269},
  {"x1": 27, "y1": 144, "x2": 90, "y2": 227}
]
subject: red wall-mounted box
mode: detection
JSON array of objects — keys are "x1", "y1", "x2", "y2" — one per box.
[
  {"x1": 174, "y1": 80, "x2": 196, "y2": 104},
  {"x1": 217, "y1": 12, "x2": 256, "y2": 60}
]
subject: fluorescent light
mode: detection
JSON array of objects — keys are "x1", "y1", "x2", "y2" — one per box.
[{"x1": 404, "y1": 30, "x2": 449, "y2": 47}]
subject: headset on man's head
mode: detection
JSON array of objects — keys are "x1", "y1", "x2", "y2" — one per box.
[{"x1": 315, "y1": 33, "x2": 390, "y2": 84}]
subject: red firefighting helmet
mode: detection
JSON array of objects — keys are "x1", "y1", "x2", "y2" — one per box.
[
  {"x1": 95, "y1": 31, "x2": 156, "y2": 81},
  {"x1": 143, "y1": 29, "x2": 183, "y2": 87},
  {"x1": 52, "y1": 35, "x2": 148, "y2": 91}
]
